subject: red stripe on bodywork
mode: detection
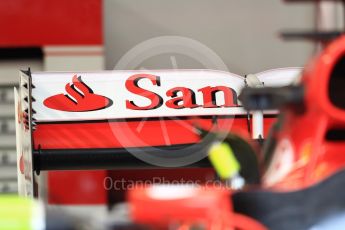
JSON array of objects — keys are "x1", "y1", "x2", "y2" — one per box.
[
  {"x1": 34, "y1": 117, "x2": 260, "y2": 149},
  {"x1": 34, "y1": 117, "x2": 276, "y2": 149}
]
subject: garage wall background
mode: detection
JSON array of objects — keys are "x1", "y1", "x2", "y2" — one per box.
[{"x1": 105, "y1": 0, "x2": 317, "y2": 75}]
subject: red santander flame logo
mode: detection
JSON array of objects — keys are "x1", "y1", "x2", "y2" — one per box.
[{"x1": 44, "y1": 75, "x2": 112, "y2": 112}]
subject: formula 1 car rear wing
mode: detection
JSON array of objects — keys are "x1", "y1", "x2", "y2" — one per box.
[{"x1": 15, "y1": 68, "x2": 300, "y2": 196}]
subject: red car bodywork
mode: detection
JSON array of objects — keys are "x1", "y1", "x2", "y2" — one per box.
[
  {"x1": 35, "y1": 116, "x2": 275, "y2": 204},
  {"x1": 263, "y1": 36, "x2": 345, "y2": 191}
]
